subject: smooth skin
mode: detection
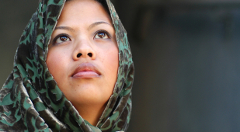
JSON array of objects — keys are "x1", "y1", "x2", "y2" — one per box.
[{"x1": 46, "y1": 0, "x2": 118, "y2": 126}]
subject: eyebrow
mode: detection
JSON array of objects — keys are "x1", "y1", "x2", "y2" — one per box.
[
  {"x1": 55, "y1": 26, "x2": 75, "y2": 31},
  {"x1": 54, "y1": 21, "x2": 111, "y2": 31},
  {"x1": 88, "y1": 21, "x2": 111, "y2": 30}
]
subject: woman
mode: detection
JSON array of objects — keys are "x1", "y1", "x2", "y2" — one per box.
[{"x1": 0, "y1": 0, "x2": 134, "y2": 131}]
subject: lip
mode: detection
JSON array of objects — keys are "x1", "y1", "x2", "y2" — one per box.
[{"x1": 72, "y1": 63, "x2": 101, "y2": 78}]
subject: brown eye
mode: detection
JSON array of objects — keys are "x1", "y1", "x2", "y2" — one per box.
[
  {"x1": 94, "y1": 31, "x2": 110, "y2": 39},
  {"x1": 53, "y1": 34, "x2": 71, "y2": 45},
  {"x1": 60, "y1": 36, "x2": 68, "y2": 41},
  {"x1": 56, "y1": 36, "x2": 70, "y2": 43}
]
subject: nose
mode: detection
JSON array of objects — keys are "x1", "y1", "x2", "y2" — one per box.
[{"x1": 73, "y1": 40, "x2": 96, "y2": 60}]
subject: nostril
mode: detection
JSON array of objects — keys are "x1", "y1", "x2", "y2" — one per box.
[
  {"x1": 77, "y1": 53, "x2": 82, "y2": 58},
  {"x1": 88, "y1": 53, "x2": 92, "y2": 57}
]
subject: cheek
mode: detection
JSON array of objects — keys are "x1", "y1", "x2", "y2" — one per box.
[
  {"x1": 46, "y1": 48, "x2": 69, "y2": 79},
  {"x1": 101, "y1": 45, "x2": 119, "y2": 78}
]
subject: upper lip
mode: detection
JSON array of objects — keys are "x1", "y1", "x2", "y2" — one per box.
[{"x1": 72, "y1": 63, "x2": 101, "y2": 77}]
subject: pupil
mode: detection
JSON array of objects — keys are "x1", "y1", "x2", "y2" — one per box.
[
  {"x1": 60, "y1": 36, "x2": 67, "y2": 41},
  {"x1": 99, "y1": 33, "x2": 105, "y2": 38}
]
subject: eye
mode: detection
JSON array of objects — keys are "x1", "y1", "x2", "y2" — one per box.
[
  {"x1": 94, "y1": 30, "x2": 110, "y2": 39},
  {"x1": 53, "y1": 34, "x2": 71, "y2": 44}
]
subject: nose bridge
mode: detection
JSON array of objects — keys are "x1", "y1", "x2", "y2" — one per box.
[{"x1": 77, "y1": 37, "x2": 91, "y2": 50}]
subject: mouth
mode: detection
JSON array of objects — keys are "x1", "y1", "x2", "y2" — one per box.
[{"x1": 72, "y1": 63, "x2": 101, "y2": 78}]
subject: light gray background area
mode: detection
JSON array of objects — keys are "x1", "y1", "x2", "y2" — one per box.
[{"x1": 1, "y1": 1, "x2": 240, "y2": 132}]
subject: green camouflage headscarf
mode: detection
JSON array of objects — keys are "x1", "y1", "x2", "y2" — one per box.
[{"x1": 0, "y1": 0, "x2": 134, "y2": 131}]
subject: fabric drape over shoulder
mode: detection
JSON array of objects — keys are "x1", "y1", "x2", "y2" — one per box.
[{"x1": 0, "y1": 0, "x2": 134, "y2": 131}]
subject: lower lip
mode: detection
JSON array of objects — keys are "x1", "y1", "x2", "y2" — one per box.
[{"x1": 72, "y1": 71, "x2": 100, "y2": 78}]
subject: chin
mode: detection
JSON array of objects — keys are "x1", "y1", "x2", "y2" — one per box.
[{"x1": 67, "y1": 90, "x2": 110, "y2": 106}]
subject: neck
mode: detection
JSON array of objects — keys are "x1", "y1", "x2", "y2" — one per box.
[{"x1": 74, "y1": 104, "x2": 106, "y2": 126}]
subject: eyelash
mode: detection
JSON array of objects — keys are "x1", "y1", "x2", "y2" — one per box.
[
  {"x1": 94, "y1": 30, "x2": 111, "y2": 39},
  {"x1": 52, "y1": 33, "x2": 71, "y2": 45},
  {"x1": 52, "y1": 30, "x2": 111, "y2": 45}
]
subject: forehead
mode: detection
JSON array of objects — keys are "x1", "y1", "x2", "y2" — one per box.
[{"x1": 58, "y1": 0, "x2": 111, "y2": 25}]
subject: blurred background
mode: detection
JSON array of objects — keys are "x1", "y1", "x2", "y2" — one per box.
[{"x1": 1, "y1": 0, "x2": 240, "y2": 132}]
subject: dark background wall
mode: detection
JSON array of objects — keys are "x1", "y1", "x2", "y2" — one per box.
[{"x1": 1, "y1": 1, "x2": 240, "y2": 132}]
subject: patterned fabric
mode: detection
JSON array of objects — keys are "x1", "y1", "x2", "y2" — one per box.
[{"x1": 0, "y1": 0, "x2": 134, "y2": 131}]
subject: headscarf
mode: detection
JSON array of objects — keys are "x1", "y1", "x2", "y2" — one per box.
[{"x1": 0, "y1": 0, "x2": 134, "y2": 131}]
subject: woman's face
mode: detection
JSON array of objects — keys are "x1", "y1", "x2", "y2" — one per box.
[{"x1": 46, "y1": 0, "x2": 118, "y2": 107}]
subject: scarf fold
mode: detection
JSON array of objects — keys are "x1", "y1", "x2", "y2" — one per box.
[{"x1": 0, "y1": 0, "x2": 134, "y2": 131}]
